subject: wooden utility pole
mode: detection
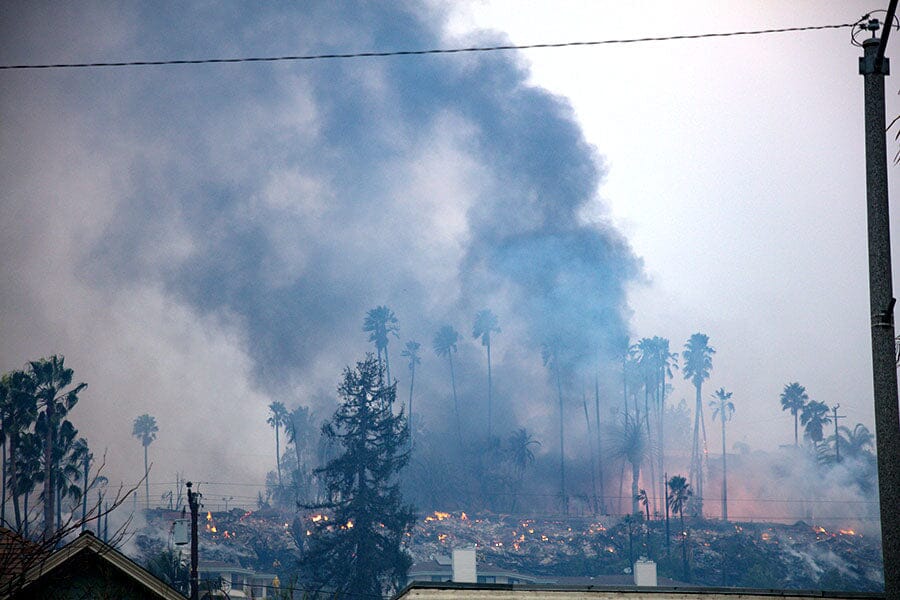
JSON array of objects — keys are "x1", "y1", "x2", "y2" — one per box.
[
  {"x1": 187, "y1": 481, "x2": 201, "y2": 600},
  {"x1": 859, "y1": 10, "x2": 900, "y2": 599}
]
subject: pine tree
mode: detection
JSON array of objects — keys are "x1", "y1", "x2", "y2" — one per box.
[{"x1": 300, "y1": 355, "x2": 414, "y2": 598}]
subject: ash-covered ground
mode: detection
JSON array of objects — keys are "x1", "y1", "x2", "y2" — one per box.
[{"x1": 132, "y1": 508, "x2": 883, "y2": 592}]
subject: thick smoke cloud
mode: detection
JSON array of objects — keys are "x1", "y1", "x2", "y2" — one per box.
[{"x1": 0, "y1": 2, "x2": 639, "y2": 500}]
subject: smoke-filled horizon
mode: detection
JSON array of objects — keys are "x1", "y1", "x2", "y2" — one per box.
[{"x1": 0, "y1": 1, "x2": 891, "y2": 528}]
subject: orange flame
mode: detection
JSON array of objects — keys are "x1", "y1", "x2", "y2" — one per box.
[{"x1": 839, "y1": 529, "x2": 856, "y2": 536}]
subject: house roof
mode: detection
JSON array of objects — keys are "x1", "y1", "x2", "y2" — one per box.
[
  {"x1": 409, "y1": 559, "x2": 550, "y2": 583},
  {"x1": 394, "y1": 581, "x2": 886, "y2": 600},
  {"x1": 5, "y1": 530, "x2": 186, "y2": 600},
  {"x1": 0, "y1": 527, "x2": 48, "y2": 592}
]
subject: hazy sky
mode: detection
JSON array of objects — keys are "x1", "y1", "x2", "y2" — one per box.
[{"x1": 1, "y1": 1, "x2": 897, "y2": 511}]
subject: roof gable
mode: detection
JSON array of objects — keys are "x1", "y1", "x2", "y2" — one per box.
[{"x1": 6, "y1": 531, "x2": 185, "y2": 600}]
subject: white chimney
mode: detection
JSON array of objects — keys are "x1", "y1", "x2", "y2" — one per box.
[
  {"x1": 633, "y1": 557, "x2": 657, "y2": 586},
  {"x1": 451, "y1": 547, "x2": 477, "y2": 583}
]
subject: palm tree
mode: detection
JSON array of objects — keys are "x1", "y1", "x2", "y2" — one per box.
[
  {"x1": 542, "y1": 338, "x2": 570, "y2": 513},
  {"x1": 16, "y1": 432, "x2": 42, "y2": 538},
  {"x1": 266, "y1": 402, "x2": 288, "y2": 488},
  {"x1": 363, "y1": 306, "x2": 399, "y2": 384},
  {"x1": 50, "y1": 421, "x2": 85, "y2": 528},
  {"x1": 508, "y1": 428, "x2": 540, "y2": 474},
  {"x1": 433, "y1": 325, "x2": 461, "y2": 445},
  {"x1": 650, "y1": 337, "x2": 677, "y2": 516},
  {"x1": 800, "y1": 400, "x2": 831, "y2": 450},
  {"x1": 0, "y1": 371, "x2": 38, "y2": 531},
  {"x1": 285, "y1": 405, "x2": 316, "y2": 502},
  {"x1": 709, "y1": 388, "x2": 734, "y2": 521},
  {"x1": 636, "y1": 488, "x2": 650, "y2": 521},
  {"x1": 635, "y1": 336, "x2": 677, "y2": 516},
  {"x1": 779, "y1": 382, "x2": 809, "y2": 447},
  {"x1": 27, "y1": 355, "x2": 87, "y2": 538},
  {"x1": 837, "y1": 423, "x2": 875, "y2": 458},
  {"x1": 74, "y1": 438, "x2": 92, "y2": 531},
  {"x1": 507, "y1": 428, "x2": 540, "y2": 512},
  {"x1": 472, "y1": 309, "x2": 501, "y2": 439},
  {"x1": 132, "y1": 414, "x2": 158, "y2": 510},
  {"x1": 682, "y1": 333, "x2": 714, "y2": 516},
  {"x1": 400, "y1": 341, "x2": 421, "y2": 450},
  {"x1": 607, "y1": 417, "x2": 650, "y2": 515},
  {"x1": 668, "y1": 475, "x2": 692, "y2": 582}
]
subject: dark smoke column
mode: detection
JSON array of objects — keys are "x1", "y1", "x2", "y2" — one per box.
[{"x1": 859, "y1": 19, "x2": 900, "y2": 600}]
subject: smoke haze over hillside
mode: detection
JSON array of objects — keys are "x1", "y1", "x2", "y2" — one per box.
[{"x1": 0, "y1": 1, "x2": 891, "y2": 528}]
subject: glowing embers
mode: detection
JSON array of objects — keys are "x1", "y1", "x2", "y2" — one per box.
[
  {"x1": 206, "y1": 511, "x2": 218, "y2": 533},
  {"x1": 424, "y1": 511, "x2": 452, "y2": 522}
]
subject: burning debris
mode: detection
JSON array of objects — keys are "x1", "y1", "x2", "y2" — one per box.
[{"x1": 133, "y1": 508, "x2": 883, "y2": 592}]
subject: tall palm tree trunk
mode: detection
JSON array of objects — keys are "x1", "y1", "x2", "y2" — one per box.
[
  {"x1": 658, "y1": 372, "x2": 667, "y2": 525},
  {"x1": 9, "y1": 439, "x2": 20, "y2": 530},
  {"x1": 275, "y1": 426, "x2": 282, "y2": 488},
  {"x1": 721, "y1": 415, "x2": 728, "y2": 520},
  {"x1": 144, "y1": 444, "x2": 151, "y2": 510},
  {"x1": 555, "y1": 364, "x2": 567, "y2": 514},
  {"x1": 595, "y1": 372, "x2": 606, "y2": 513},
  {"x1": 631, "y1": 462, "x2": 640, "y2": 515},
  {"x1": 43, "y1": 404, "x2": 55, "y2": 538},
  {"x1": 408, "y1": 364, "x2": 416, "y2": 450},
  {"x1": 618, "y1": 463, "x2": 626, "y2": 514},
  {"x1": 793, "y1": 412, "x2": 799, "y2": 446},
  {"x1": 486, "y1": 341, "x2": 493, "y2": 440},
  {"x1": 689, "y1": 383, "x2": 703, "y2": 515},
  {"x1": 644, "y1": 387, "x2": 658, "y2": 516},
  {"x1": 449, "y1": 353, "x2": 461, "y2": 447},
  {"x1": 82, "y1": 454, "x2": 89, "y2": 531},
  {"x1": 23, "y1": 490, "x2": 29, "y2": 538},
  {"x1": 582, "y1": 391, "x2": 598, "y2": 513},
  {"x1": 1, "y1": 442, "x2": 5, "y2": 528},
  {"x1": 680, "y1": 509, "x2": 689, "y2": 581},
  {"x1": 56, "y1": 481, "x2": 62, "y2": 533},
  {"x1": 384, "y1": 348, "x2": 391, "y2": 386}
]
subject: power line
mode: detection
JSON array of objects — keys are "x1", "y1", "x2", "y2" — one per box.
[{"x1": 0, "y1": 21, "x2": 861, "y2": 71}]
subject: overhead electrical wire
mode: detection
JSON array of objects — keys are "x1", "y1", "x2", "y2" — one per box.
[{"x1": 0, "y1": 20, "x2": 865, "y2": 71}]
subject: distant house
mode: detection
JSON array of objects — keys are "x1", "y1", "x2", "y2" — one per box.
[
  {"x1": 394, "y1": 582, "x2": 885, "y2": 600},
  {"x1": 2, "y1": 530, "x2": 185, "y2": 599},
  {"x1": 198, "y1": 559, "x2": 277, "y2": 599},
  {"x1": 409, "y1": 555, "x2": 552, "y2": 585},
  {"x1": 408, "y1": 551, "x2": 682, "y2": 587}
]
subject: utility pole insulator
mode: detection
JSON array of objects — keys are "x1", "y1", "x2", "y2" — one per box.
[{"x1": 861, "y1": 37, "x2": 891, "y2": 76}]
